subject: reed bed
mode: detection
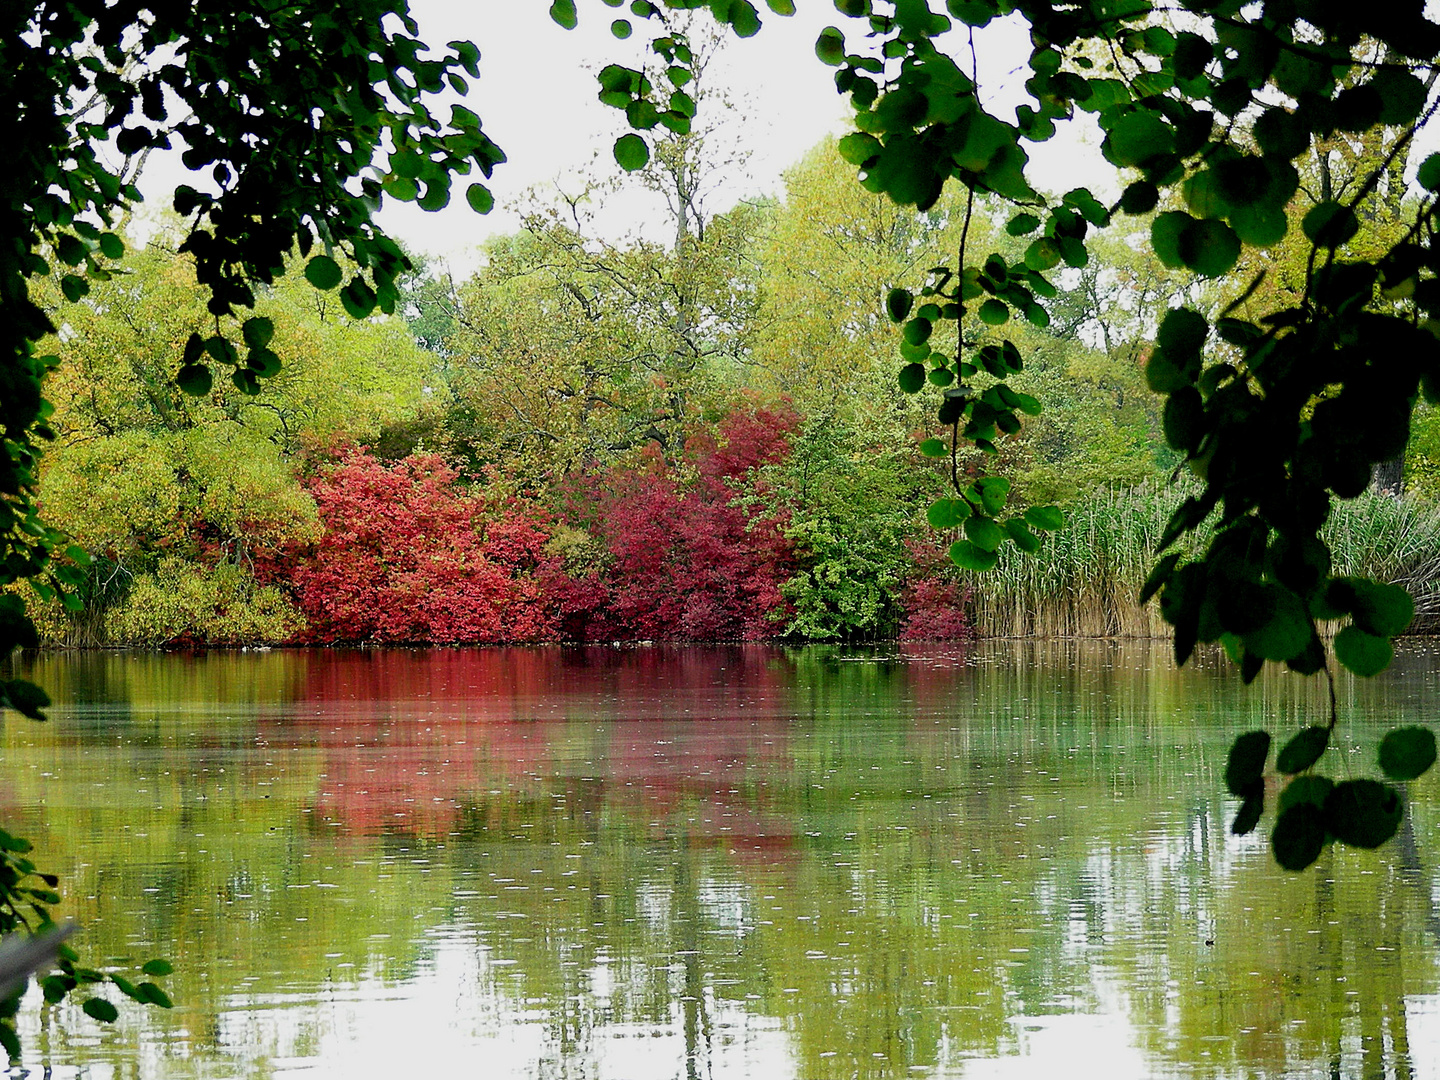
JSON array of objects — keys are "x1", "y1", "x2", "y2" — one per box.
[{"x1": 968, "y1": 487, "x2": 1440, "y2": 638}]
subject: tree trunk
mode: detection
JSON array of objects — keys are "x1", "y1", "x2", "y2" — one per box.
[{"x1": 1372, "y1": 453, "x2": 1405, "y2": 498}]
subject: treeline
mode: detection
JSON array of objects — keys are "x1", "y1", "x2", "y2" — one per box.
[{"x1": 25, "y1": 135, "x2": 1440, "y2": 646}]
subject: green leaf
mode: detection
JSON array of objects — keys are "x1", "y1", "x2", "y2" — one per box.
[
  {"x1": 549, "y1": 0, "x2": 578, "y2": 28},
  {"x1": 1232, "y1": 791, "x2": 1264, "y2": 835},
  {"x1": 1419, "y1": 154, "x2": 1440, "y2": 193},
  {"x1": 1276, "y1": 726, "x2": 1330, "y2": 774},
  {"x1": 1349, "y1": 580, "x2": 1414, "y2": 638},
  {"x1": 246, "y1": 348, "x2": 281, "y2": 378},
  {"x1": 136, "y1": 982, "x2": 173, "y2": 1008},
  {"x1": 1378, "y1": 727, "x2": 1437, "y2": 782},
  {"x1": 964, "y1": 515, "x2": 1004, "y2": 552},
  {"x1": 918, "y1": 437, "x2": 947, "y2": 457},
  {"x1": 241, "y1": 316, "x2": 274, "y2": 350},
  {"x1": 141, "y1": 959, "x2": 174, "y2": 977},
  {"x1": 340, "y1": 278, "x2": 377, "y2": 320},
  {"x1": 927, "y1": 498, "x2": 970, "y2": 529},
  {"x1": 1272, "y1": 803, "x2": 1327, "y2": 871},
  {"x1": 838, "y1": 132, "x2": 882, "y2": 166},
  {"x1": 1119, "y1": 180, "x2": 1159, "y2": 215},
  {"x1": 886, "y1": 287, "x2": 913, "y2": 322},
  {"x1": 1157, "y1": 307, "x2": 1208, "y2": 358},
  {"x1": 1224, "y1": 730, "x2": 1270, "y2": 797},
  {"x1": 1107, "y1": 111, "x2": 1174, "y2": 167},
  {"x1": 1004, "y1": 518, "x2": 1040, "y2": 553},
  {"x1": 466, "y1": 184, "x2": 495, "y2": 214},
  {"x1": 1278, "y1": 774, "x2": 1334, "y2": 815},
  {"x1": 1023, "y1": 505, "x2": 1064, "y2": 531},
  {"x1": 1181, "y1": 218, "x2": 1241, "y2": 277},
  {"x1": 815, "y1": 26, "x2": 846, "y2": 66},
  {"x1": 949, "y1": 540, "x2": 998, "y2": 571},
  {"x1": 1334, "y1": 626, "x2": 1393, "y2": 677},
  {"x1": 898, "y1": 363, "x2": 926, "y2": 393},
  {"x1": 98, "y1": 232, "x2": 124, "y2": 260},
  {"x1": 304, "y1": 255, "x2": 343, "y2": 291},
  {"x1": 611, "y1": 18, "x2": 632, "y2": 37},
  {"x1": 1024, "y1": 238, "x2": 1062, "y2": 272},
  {"x1": 1302, "y1": 201, "x2": 1359, "y2": 248},
  {"x1": 1005, "y1": 212, "x2": 1041, "y2": 236},
  {"x1": 176, "y1": 364, "x2": 212, "y2": 396},
  {"x1": 614, "y1": 134, "x2": 649, "y2": 171},
  {"x1": 1324, "y1": 778, "x2": 1402, "y2": 849},
  {"x1": 978, "y1": 299, "x2": 1009, "y2": 325},
  {"x1": 82, "y1": 998, "x2": 118, "y2": 1023}
]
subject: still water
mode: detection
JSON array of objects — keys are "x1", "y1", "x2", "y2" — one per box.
[{"x1": 2, "y1": 641, "x2": 1440, "y2": 1079}]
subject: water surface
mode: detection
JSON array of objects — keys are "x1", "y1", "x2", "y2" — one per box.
[{"x1": 3, "y1": 641, "x2": 1440, "y2": 1079}]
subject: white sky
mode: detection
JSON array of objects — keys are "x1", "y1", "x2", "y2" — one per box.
[
  {"x1": 131, "y1": 2, "x2": 1118, "y2": 274},
  {"x1": 368, "y1": 2, "x2": 1115, "y2": 274}
]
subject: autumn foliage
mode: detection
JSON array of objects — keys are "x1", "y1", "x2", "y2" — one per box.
[{"x1": 290, "y1": 450, "x2": 555, "y2": 643}]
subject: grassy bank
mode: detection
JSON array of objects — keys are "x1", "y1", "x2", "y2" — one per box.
[{"x1": 967, "y1": 486, "x2": 1440, "y2": 639}]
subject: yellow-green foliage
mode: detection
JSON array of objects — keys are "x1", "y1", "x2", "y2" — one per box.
[{"x1": 103, "y1": 558, "x2": 304, "y2": 646}]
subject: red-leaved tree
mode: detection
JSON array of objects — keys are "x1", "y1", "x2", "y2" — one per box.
[
  {"x1": 563, "y1": 404, "x2": 800, "y2": 641},
  {"x1": 289, "y1": 450, "x2": 555, "y2": 643}
]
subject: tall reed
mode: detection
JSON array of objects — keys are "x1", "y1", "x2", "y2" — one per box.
[{"x1": 967, "y1": 487, "x2": 1440, "y2": 638}]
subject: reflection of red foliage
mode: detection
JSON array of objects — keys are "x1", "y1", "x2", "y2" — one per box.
[
  {"x1": 290, "y1": 451, "x2": 556, "y2": 644},
  {"x1": 564, "y1": 405, "x2": 800, "y2": 642},
  {"x1": 277, "y1": 647, "x2": 798, "y2": 864}
]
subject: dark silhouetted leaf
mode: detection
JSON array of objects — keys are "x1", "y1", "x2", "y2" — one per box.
[
  {"x1": 1378, "y1": 726, "x2": 1437, "y2": 781},
  {"x1": 1225, "y1": 730, "x2": 1270, "y2": 796},
  {"x1": 1276, "y1": 726, "x2": 1330, "y2": 774}
]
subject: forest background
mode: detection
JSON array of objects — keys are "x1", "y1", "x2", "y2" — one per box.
[{"x1": 29, "y1": 54, "x2": 1440, "y2": 651}]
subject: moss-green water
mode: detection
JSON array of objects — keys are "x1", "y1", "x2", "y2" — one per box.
[{"x1": 3, "y1": 642, "x2": 1440, "y2": 1078}]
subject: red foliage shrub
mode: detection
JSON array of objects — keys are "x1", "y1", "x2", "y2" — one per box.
[
  {"x1": 289, "y1": 450, "x2": 556, "y2": 643},
  {"x1": 899, "y1": 539, "x2": 972, "y2": 641},
  {"x1": 565, "y1": 403, "x2": 801, "y2": 641}
]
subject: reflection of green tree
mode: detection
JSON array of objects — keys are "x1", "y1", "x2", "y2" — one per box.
[{"x1": 0, "y1": 644, "x2": 1436, "y2": 1078}]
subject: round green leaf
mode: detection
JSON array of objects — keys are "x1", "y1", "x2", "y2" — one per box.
[
  {"x1": 886, "y1": 287, "x2": 913, "y2": 323},
  {"x1": 1023, "y1": 505, "x2": 1064, "y2": 531},
  {"x1": 1350, "y1": 580, "x2": 1414, "y2": 638},
  {"x1": 241, "y1": 316, "x2": 274, "y2": 350},
  {"x1": 978, "y1": 299, "x2": 1009, "y2": 325},
  {"x1": 898, "y1": 363, "x2": 926, "y2": 393},
  {"x1": 1324, "y1": 778, "x2": 1402, "y2": 849},
  {"x1": 1006, "y1": 212, "x2": 1041, "y2": 236},
  {"x1": 1150, "y1": 211, "x2": 1192, "y2": 269},
  {"x1": 141, "y1": 959, "x2": 174, "y2": 977},
  {"x1": 949, "y1": 539, "x2": 998, "y2": 571},
  {"x1": 1279, "y1": 774, "x2": 1334, "y2": 815},
  {"x1": 466, "y1": 184, "x2": 495, "y2": 214},
  {"x1": 1224, "y1": 730, "x2": 1271, "y2": 796},
  {"x1": 1334, "y1": 625, "x2": 1393, "y2": 677},
  {"x1": 177, "y1": 364, "x2": 210, "y2": 397},
  {"x1": 1378, "y1": 726, "x2": 1437, "y2": 782},
  {"x1": 1272, "y1": 803, "x2": 1327, "y2": 871},
  {"x1": 1157, "y1": 307, "x2": 1208, "y2": 358},
  {"x1": 1419, "y1": 154, "x2": 1440, "y2": 193},
  {"x1": 304, "y1": 255, "x2": 343, "y2": 291},
  {"x1": 1302, "y1": 201, "x2": 1359, "y2": 248},
  {"x1": 1120, "y1": 180, "x2": 1159, "y2": 215},
  {"x1": 1004, "y1": 518, "x2": 1040, "y2": 553},
  {"x1": 611, "y1": 18, "x2": 632, "y2": 37},
  {"x1": 1276, "y1": 725, "x2": 1330, "y2": 774},
  {"x1": 614, "y1": 134, "x2": 649, "y2": 171},
  {"x1": 815, "y1": 26, "x2": 845, "y2": 66},
  {"x1": 1107, "y1": 111, "x2": 1174, "y2": 167},
  {"x1": 82, "y1": 997, "x2": 118, "y2": 1023},
  {"x1": 963, "y1": 515, "x2": 1004, "y2": 552},
  {"x1": 340, "y1": 277, "x2": 377, "y2": 320},
  {"x1": 918, "y1": 437, "x2": 947, "y2": 457},
  {"x1": 1181, "y1": 218, "x2": 1241, "y2": 277},
  {"x1": 927, "y1": 498, "x2": 970, "y2": 529},
  {"x1": 1024, "y1": 237, "x2": 1062, "y2": 272}
]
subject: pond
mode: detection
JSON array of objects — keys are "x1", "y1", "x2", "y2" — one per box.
[{"x1": 2, "y1": 641, "x2": 1439, "y2": 1079}]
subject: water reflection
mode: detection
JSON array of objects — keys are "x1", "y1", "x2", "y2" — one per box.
[{"x1": 0, "y1": 641, "x2": 1438, "y2": 1078}]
